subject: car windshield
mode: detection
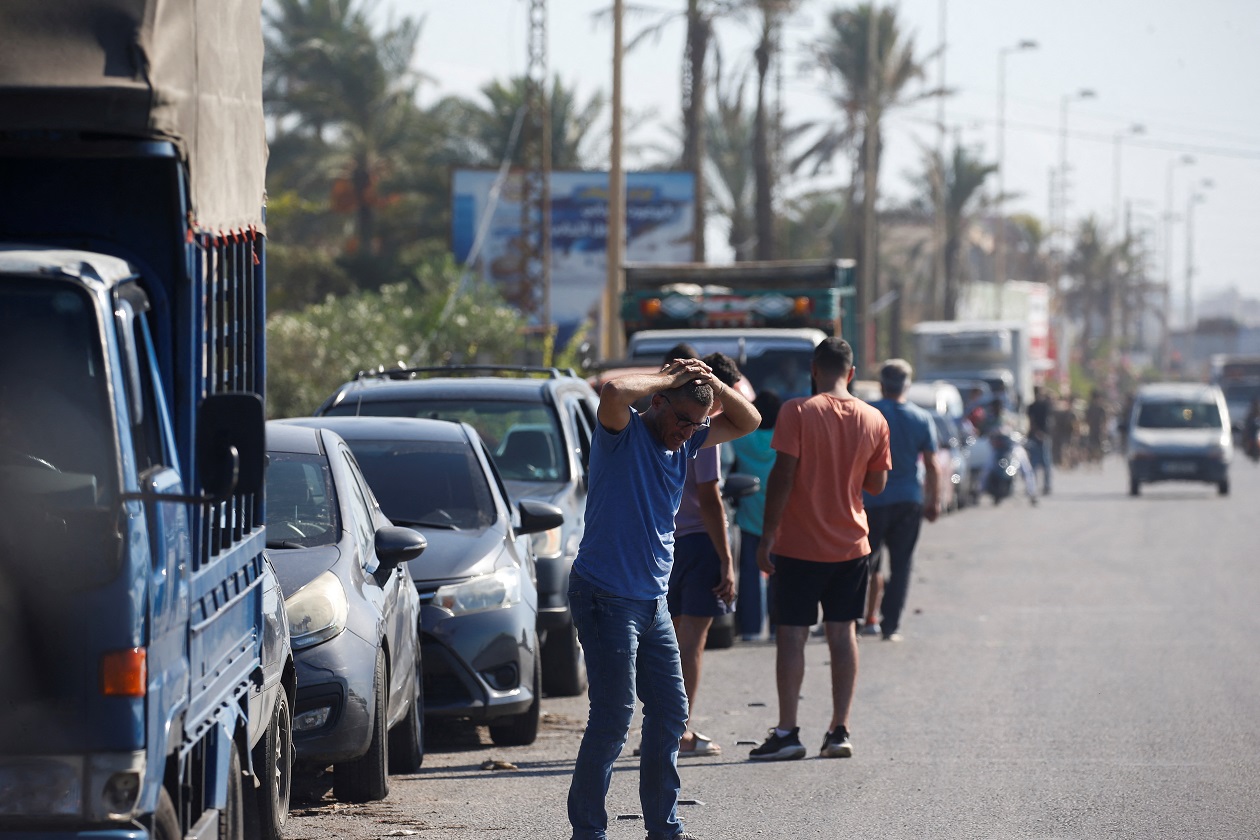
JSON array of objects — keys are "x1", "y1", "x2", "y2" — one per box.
[
  {"x1": 1136, "y1": 400, "x2": 1222, "y2": 430},
  {"x1": 628, "y1": 339, "x2": 816, "y2": 399},
  {"x1": 330, "y1": 398, "x2": 568, "y2": 483},
  {"x1": 1222, "y1": 382, "x2": 1260, "y2": 403},
  {"x1": 0, "y1": 278, "x2": 122, "y2": 585},
  {"x1": 345, "y1": 439, "x2": 495, "y2": 530},
  {"x1": 265, "y1": 452, "x2": 339, "y2": 548}
]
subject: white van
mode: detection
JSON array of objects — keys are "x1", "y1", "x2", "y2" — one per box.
[
  {"x1": 905, "y1": 380, "x2": 965, "y2": 422},
  {"x1": 1126, "y1": 382, "x2": 1232, "y2": 496}
]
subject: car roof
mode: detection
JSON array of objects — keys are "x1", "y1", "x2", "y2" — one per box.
[
  {"x1": 322, "y1": 373, "x2": 597, "y2": 413},
  {"x1": 266, "y1": 420, "x2": 328, "y2": 455},
  {"x1": 277, "y1": 415, "x2": 475, "y2": 445}
]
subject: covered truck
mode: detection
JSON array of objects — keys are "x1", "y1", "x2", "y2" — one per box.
[
  {"x1": 910, "y1": 320, "x2": 1036, "y2": 410},
  {"x1": 0, "y1": 3, "x2": 289, "y2": 839}
]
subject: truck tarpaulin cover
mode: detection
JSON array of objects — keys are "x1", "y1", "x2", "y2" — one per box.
[{"x1": 0, "y1": 0, "x2": 267, "y2": 232}]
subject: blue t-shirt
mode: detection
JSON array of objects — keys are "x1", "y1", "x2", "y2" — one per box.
[
  {"x1": 573, "y1": 410, "x2": 710, "y2": 600},
  {"x1": 863, "y1": 398, "x2": 937, "y2": 507},
  {"x1": 729, "y1": 428, "x2": 775, "y2": 536}
]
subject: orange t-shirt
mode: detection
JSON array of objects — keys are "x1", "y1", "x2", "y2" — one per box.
[{"x1": 769, "y1": 392, "x2": 891, "y2": 563}]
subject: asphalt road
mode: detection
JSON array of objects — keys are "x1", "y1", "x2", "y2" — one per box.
[{"x1": 285, "y1": 455, "x2": 1260, "y2": 840}]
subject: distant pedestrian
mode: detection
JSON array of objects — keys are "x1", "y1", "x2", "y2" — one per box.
[
  {"x1": 861, "y1": 359, "x2": 940, "y2": 643},
  {"x1": 1026, "y1": 385, "x2": 1054, "y2": 494},
  {"x1": 748, "y1": 338, "x2": 890, "y2": 762},
  {"x1": 567, "y1": 356, "x2": 759, "y2": 840},
  {"x1": 729, "y1": 389, "x2": 783, "y2": 641},
  {"x1": 1086, "y1": 389, "x2": 1108, "y2": 464},
  {"x1": 664, "y1": 352, "x2": 744, "y2": 759}
]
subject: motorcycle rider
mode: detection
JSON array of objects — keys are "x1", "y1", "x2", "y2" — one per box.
[{"x1": 977, "y1": 397, "x2": 1038, "y2": 506}]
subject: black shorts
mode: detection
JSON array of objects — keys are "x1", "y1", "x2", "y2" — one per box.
[{"x1": 772, "y1": 553, "x2": 871, "y2": 626}]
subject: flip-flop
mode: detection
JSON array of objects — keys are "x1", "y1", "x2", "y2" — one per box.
[{"x1": 677, "y1": 732, "x2": 721, "y2": 757}]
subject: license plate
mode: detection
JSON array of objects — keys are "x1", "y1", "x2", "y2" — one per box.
[{"x1": 1161, "y1": 461, "x2": 1196, "y2": 475}]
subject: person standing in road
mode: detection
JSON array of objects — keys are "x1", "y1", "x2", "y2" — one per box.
[
  {"x1": 567, "y1": 356, "x2": 760, "y2": 840},
  {"x1": 730, "y1": 390, "x2": 783, "y2": 642},
  {"x1": 748, "y1": 338, "x2": 890, "y2": 762},
  {"x1": 1026, "y1": 385, "x2": 1054, "y2": 495},
  {"x1": 664, "y1": 352, "x2": 745, "y2": 759},
  {"x1": 1085, "y1": 389, "x2": 1108, "y2": 466},
  {"x1": 861, "y1": 360, "x2": 940, "y2": 643}
]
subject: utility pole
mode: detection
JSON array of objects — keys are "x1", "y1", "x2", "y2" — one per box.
[
  {"x1": 993, "y1": 40, "x2": 1037, "y2": 321},
  {"x1": 601, "y1": 0, "x2": 626, "y2": 359},
  {"x1": 860, "y1": 0, "x2": 879, "y2": 372},
  {"x1": 520, "y1": 0, "x2": 551, "y2": 353},
  {"x1": 933, "y1": 0, "x2": 947, "y2": 320}
]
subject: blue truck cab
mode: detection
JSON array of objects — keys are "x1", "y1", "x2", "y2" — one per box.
[{"x1": 0, "y1": 3, "x2": 283, "y2": 839}]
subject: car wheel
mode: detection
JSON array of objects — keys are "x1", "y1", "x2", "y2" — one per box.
[
  {"x1": 704, "y1": 613, "x2": 735, "y2": 650},
  {"x1": 489, "y1": 652, "x2": 541, "y2": 747},
  {"x1": 1218, "y1": 479, "x2": 1229, "y2": 496},
  {"x1": 218, "y1": 738, "x2": 245, "y2": 840},
  {"x1": 334, "y1": 650, "x2": 389, "y2": 803},
  {"x1": 388, "y1": 653, "x2": 424, "y2": 773},
  {"x1": 1129, "y1": 476, "x2": 1140, "y2": 497},
  {"x1": 245, "y1": 688, "x2": 292, "y2": 840},
  {"x1": 541, "y1": 620, "x2": 587, "y2": 697},
  {"x1": 151, "y1": 788, "x2": 180, "y2": 840}
]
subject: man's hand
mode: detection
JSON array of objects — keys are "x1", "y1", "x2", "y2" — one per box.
[
  {"x1": 756, "y1": 537, "x2": 776, "y2": 576},
  {"x1": 711, "y1": 564, "x2": 736, "y2": 605},
  {"x1": 923, "y1": 498, "x2": 941, "y2": 523},
  {"x1": 660, "y1": 357, "x2": 714, "y2": 390}
]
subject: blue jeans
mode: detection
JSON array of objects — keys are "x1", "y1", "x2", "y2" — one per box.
[
  {"x1": 1027, "y1": 435, "x2": 1052, "y2": 492},
  {"x1": 735, "y1": 531, "x2": 765, "y2": 637},
  {"x1": 567, "y1": 572, "x2": 688, "y2": 840}
]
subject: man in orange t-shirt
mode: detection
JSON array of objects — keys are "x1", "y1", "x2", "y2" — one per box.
[{"x1": 748, "y1": 337, "x2": 890, "y2": 762}]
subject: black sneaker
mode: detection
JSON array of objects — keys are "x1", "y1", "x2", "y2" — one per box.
[
  {"x1": 748, "y1": 727, "x2": 806, "y2": 761},
  {"x1": 645, "y1": 834, "x2": 701, "y2": 840},
  {"x1": 820, "y1": 727, "x2": 853, "y2": 758}
]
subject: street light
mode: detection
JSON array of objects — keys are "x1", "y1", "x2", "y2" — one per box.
[
  {"x1": 1052, "y1": 87, "x2": 1095, "y2": 389},
  {"x1": 1161, "y1": 153, "x2": 1195, "y2": 367},
  {"x1": 993, "y1": 38, "x2": 1037, "y2": 318},
  {"x1": 1183, "y1": 178, "x2": 1213, "y2": 329},
  {"x1": 1057, "y1": 88, "x2": 1096, "y2": 253},
  {"x1": 1112, "y1": 123, "x2": 1145, "y2": 235}
]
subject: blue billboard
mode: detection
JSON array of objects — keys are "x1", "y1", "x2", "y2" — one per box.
[{"x1": 451, "y1": 169, "x2": 695, "y2": 328}]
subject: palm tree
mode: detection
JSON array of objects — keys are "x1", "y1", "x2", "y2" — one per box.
[
  {"x1": 795, "y1": 3, "x2": 933, "y2": 349},
  {"x1": 914, "y1": 144, "x2": 996, "y2": 319},
  {"x1": 1064, "y1": 217, "x2": 1122, "y2": 369},
  {"x1": 703, "y1": 57, "x2": 756, "y2": 260}
]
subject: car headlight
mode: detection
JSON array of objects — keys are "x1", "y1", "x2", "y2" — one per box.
[
  {"x1": 285, "y1": 570, "x2": 349, "y2": 650},
  {"x1": 530, "y1": 526, "x2": 563, "y2": 559},
  {"x1": 434, "y1": 566, "x2": 522, "y2": 615}
]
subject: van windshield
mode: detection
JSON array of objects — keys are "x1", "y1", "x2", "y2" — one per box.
[{"x1": 1136, "y1": 400, "x2": 1222, "y2": 430}]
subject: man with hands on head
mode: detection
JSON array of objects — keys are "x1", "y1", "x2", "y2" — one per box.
[{"x1": 567, "y1": 357, "x2": 760, "y2": 840}]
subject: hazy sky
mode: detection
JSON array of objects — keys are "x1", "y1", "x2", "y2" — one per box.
[{"x1": 398, "y1": 0, "x2": 1260, "y2": 318}]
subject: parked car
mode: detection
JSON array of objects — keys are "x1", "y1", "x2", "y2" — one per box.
[
  {"x1": 282, "y1": 416, "x2": 564, "y2": 746},
  {"x1": 1126, "y1": 382, "x2": 1232, "y2": 496},
  {"x1": 264, "y1": 422, "x2": 427, "y2": 803},
  {"x1": 315, "y1": 366, "x2": 595, "y2": 697},
  {"x1": 244, "y1": 555, "x2": 296, "y2": 840},
  {"x1": 926, "y1": 409, "x2": 969, "y2": 512}
]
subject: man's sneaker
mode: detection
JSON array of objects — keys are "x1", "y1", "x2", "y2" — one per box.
[
  {"x1": 820, "y1": 727, "x2": 853, "y2": 758},
  {"x1": 860, "y1": 622, "x2": 881, "y2": 637},
  {"x1": 645, "y1": 834, "x2": 701, "y2": 840},
  {"x1": 748, "y1": 728, "x2": 807, "y2": 761},
  {"x1": 882, "y1": 631, "x2": 903, "y2": 642}
]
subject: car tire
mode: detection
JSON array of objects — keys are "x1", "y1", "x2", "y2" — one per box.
[
  {"x1": 1129, "y1": 476, "x2": 1140, "y2": 497},
  {"x1": 334, "y1": 651, "x2": 389, "y2": 803},
  {"x1": 245, "y1": 688, "x2": 293, "y2": 840},
  {"x1": 388, "y1": 653, "x2": 424, "y2": 773},
  {"x1": 1218, "y1": 479, "x2": 1229, "y2": 496},
  {"x1": 151, "y1": 788, "x2": 180, "y2": 840},
  {"x1": 704, "y1": 613, "x2": 735, "y2": 650},
  {"x1": 541, "y1": 620, "x2": 587, "y2": 697},
  {"x1": 489, "y1": 652, "x2": 541, "y2": 747},
  {"x1": 218, "y1": 738, "x2": 245, "y2": 840}
]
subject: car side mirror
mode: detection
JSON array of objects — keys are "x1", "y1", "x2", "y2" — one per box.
[
  {"x1": 376, "y1": 525, "x2": 427, "y2": 569},
  {"x1": 517, "y1": 498, "x2": 564, "y2": 536},
  {"x1": 722, "y1": 472, "x2": 760, "y2": 501},
  {"x1": 197, "y1": 393, "x2": 265, "y2": 499}
]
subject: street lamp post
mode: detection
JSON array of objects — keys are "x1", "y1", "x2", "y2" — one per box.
[
  {"x1": 1161, "y1": 153, "x2": 1195, "y2": 368},
  {"x1": 993, "y1": 39, "x2": 1037, "y2": 319},
  {"x1": 1057, "y1": 88, "x2": 1096, "y2": 253},
  {"x1": 1112, "y1": 123, "x2": 1145, "y2": 236},
  {"x1": 1183, "y1": 178, "x2": 1212, "y2": 329},
  {"x1": 1052, "y1": 87, "x2": 1095, "y2": 390}
]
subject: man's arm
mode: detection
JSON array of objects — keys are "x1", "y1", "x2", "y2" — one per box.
[
  {"x1": 921, "y1": 448, "x2": 940, "y2": 522},
  {"x1": 862, "y1": 468, "x2": 888, "y2": 496},
  {"x1": 696, "y1": 479, "x2": 736, "y2": 603},
  {"x1": 597, "y1": 359, "x2": 712, "y2": 432},
  {"x1": 703, "y1": 379, "x2": 761, "y2": 448},
  {"x1": 755, "y1": 452, "x2": 797, "y2": 575}
]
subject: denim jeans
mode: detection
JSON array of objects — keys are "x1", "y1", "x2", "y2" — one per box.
[
  {"x1": 567, "y1": 571, "x2": 688, "y2": 840},
  {"x1": 1027, "y1": 435, "x2": 1053, "y2": 492},
  {"x1": 866, "y1": 502, "x2": 923, "y2": 635},
  {"x1": 735, "y1": 531, "x2": 765, "y2": 638}
]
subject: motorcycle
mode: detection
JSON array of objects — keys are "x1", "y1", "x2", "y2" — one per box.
[{"x1": 984, "y1": 430, "x2": 1023, "y2": 505}]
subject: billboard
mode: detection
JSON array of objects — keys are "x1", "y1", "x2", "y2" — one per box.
[{"x1": 451, "y1": 169, "x2": 695, "y2": 327}]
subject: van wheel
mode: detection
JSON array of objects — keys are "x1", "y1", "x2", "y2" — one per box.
[
  {"x1": 1129, "y1": 476, "x2": 1140, "y2": 497},
  {"x1": 151, "y1": 788, "x2": 180, "y2": 840},
  {"x1": 1218, "y1": 479, "x2": 1229, "y2": 496}
]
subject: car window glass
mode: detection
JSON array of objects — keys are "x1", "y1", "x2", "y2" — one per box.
[
  {"x1": 567, "y1": 396, "x2": 592, "y2": 471},
  {"x1": 1136, "y1": 400, "x2": 1221, "y2": 430},
  {"x1": 328, "y1": 398, "x2": 569, "y2": 483},
  {"x1": 340, "y1": 448, "x2": 378, "y2": 568},
  {"x1": 265, "y1": 452, "x2": 338, "y2": 547},
  {"x1": 344, "y1": 438, "x2": 496, "y2": 531}
]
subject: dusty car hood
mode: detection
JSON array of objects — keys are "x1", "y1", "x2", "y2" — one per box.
[
  {"x1": 406, "y1": 526, "x2": 504, "y2": 583},
  {"x1": 1131, "y1": 428, "x2": 1225, "y2": 451},
  {"x1": 265, "y1": 544, "x2": 342, "y2": 596}
]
